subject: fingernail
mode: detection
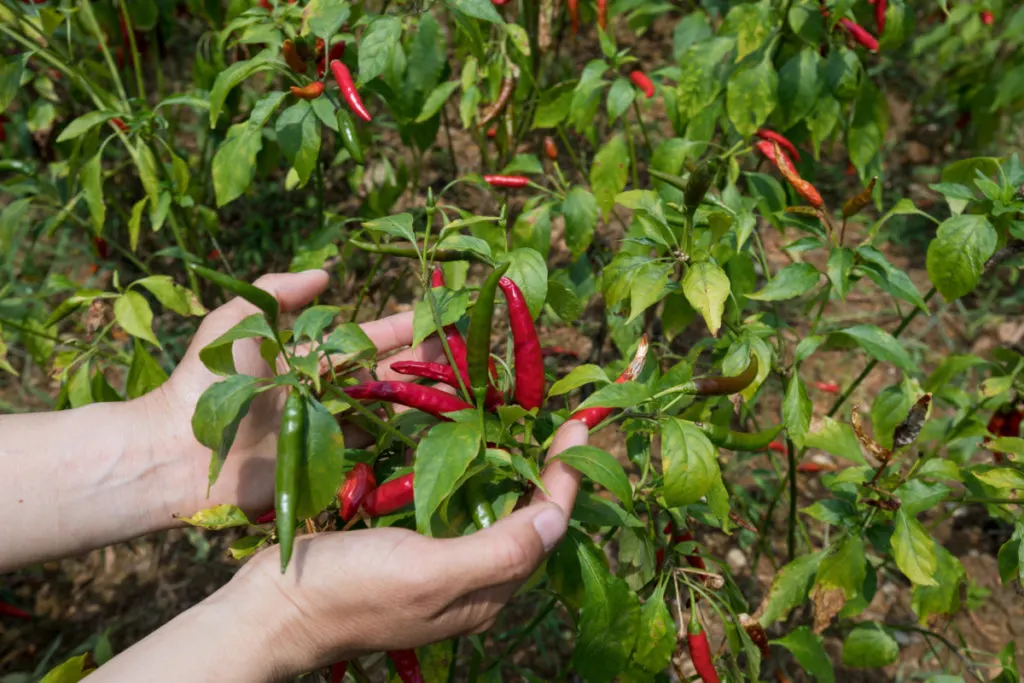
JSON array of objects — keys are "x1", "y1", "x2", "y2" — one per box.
[{"x1": 533, "y1": 505, "x2": 567, "y2": 553}]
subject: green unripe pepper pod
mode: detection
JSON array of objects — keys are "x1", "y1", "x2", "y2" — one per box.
[
  {"x1": 464, "y1": 474, "x2": 497, "y2": 529},
  {"x1": 696, "y1": 422, "x2": 782, "y2": 451},
  {"x1": 190, "y1": 263, "x2": 280, "y2": 330},
  {"x1": 337, "y1": 108, "x2": 364, "y2": 164},
  {"x1": 682, "y1": 159, "x2": 718, "y2": 219},
  {"x1": 276, "y1": 389, "x2": 305, "y2": 573},
  {"x1": 466, "y1": 262, "x2": 510, "y2": 405},
  {"x1": 682, "y1": 356, "x2": 759, "y2": 396}
]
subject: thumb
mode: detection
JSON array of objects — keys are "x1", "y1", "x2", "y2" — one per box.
[{"x1": 443, "y1": 502, "x2": 568, "y2": 592}]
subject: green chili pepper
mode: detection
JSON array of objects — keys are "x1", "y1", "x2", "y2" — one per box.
[
  {"x1": 466, "y1": 261, "x2": 510, "y2": 405},
  {"x1": 696, "y1": 421, "x2": 782, "y2": 451},
  {"x1": 682, "y1": 356, "x2": 759, "y2": 396},
  {"x1": 190, "y1": 264, "x2": 279, "y2": 330},
  {"x1": 337, "y1": 109, "x2": 364, "y2": 164},
  {"x1": 683, "y1": 159, "x2": 718, "y2": 219},
  {"x1": 276, "y1": 389, "x2": 305, "y2": 573},
  {"x1": 464, "y1": 475, "x2": 497, "y2": 529}
]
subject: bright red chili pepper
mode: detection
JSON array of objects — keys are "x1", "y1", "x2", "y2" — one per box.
[
  {"x1": 330, "y1": 662, "x2": 348, "y2": 683},
  {"x1": 0, "y1": 601, "x2": 31, "y2": 619},
  {"x1": 797, "y1": 461, "x2": 839, "y2": 473},
  {"x1": 344, "y1": 381, "x2": 472, "y2": 419},
  {"x1": 755, "y1": 129, "x2": 801, "y2": 162},
  {"x1": 111, "y1": 117, "x2": 129, "y2": 133},
  {"x1": 981, "y1": 11, "x2": 994, "y2": 25},
  {"x1": 688, "y1": 613, "x2": 721, "y2": 683},
  {"x1": 258, "y1": 0, "x2": 272, "y2": 9},
  {"x1": 317, "y1": 42, "x2": 346, "y2": 77},
  {"x1": 567, "y1": 0, "x2": 579, "y2": 35},
  {"x1": 484, "y1": 174, "x2": 529, "y2": 188},
  {"x1": 628, "y1": 70, "x2": 655, "y2": 98},
  {"x1": 875, "y1": 0, "x2": 887, "y2": 34},
  {"x1": 543, "y1": 136, "x2": 558, "y2": 160},
  {"x1": 597, "y1": 0, "x2": 608, "y2": 30},
  {"x1": 813, "y1": 381, "x2": 840, "y2": 393},
  {"x1": 570, "y1": 336, "x2": 648, "y2": 427},
  {"x1": 839, "y1": 18, "x2": 879, "y2": 51},
  {"x1": 389, "y1": 360, "x2": 502, "y2": 410},
  {"x1": 331, "y1": 59, "x2": 371, "y2": 122},
  {"x1": 290, "y1": 81, "x2": 325, "y2": 100},
  {"x1": 486, "y1": 126, "x2": 497, "y2": 139},
  {"x1": 767, "y1": 440, "x2": 787, "y2": 454},
  {"x1": 388, "y1": 650, "x2": 424, "y2": 683},
  {"x1": 756, "y1": 141, "x2": 824, "y2": 208},
  {"x1": 361, "y1": 473, "x2": 414, "y2": 517},
  {"x1": 253, "y1": 509, "x2": 276, "y2": 524},
  {"x1": 498, "y1": 277, "x2": 545, "y2": 411},
  {"x1": 339, "y1": 463, "x2": 377, "y2": 521}
]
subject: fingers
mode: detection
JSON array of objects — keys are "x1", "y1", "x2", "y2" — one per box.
[
  {"x1": 532, "y1": 420, "x2": 589, "y2": 514},
  {"x1": 358, "y1": 311, "x2": 416, "y2": 355},
  {"x1": 251, "y1": 270, "x2": 331, "y2": 314},
  {"x1": 441, "y1": 503, "x2": 569, "y2": 594}
]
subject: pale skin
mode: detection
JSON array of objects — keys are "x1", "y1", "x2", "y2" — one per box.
[{"x1": 0, "y1": 270, "x2": 589, "y2": 682}]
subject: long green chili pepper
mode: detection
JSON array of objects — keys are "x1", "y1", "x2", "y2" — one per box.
[
  {"x1": 681, "y1": 356, "x2": 759, "y2": 396},
  {"x1": 696, "y1": 421, "x2": 782, "y2": 451},
  {"x1": 337, "y1": 108, "x2": 364, "y2": 164},
  {"x1": 464, "y1": 475, "x2": 497, "y2": 529},
  {"x1": 190, "y1": 263, "x2": 279, "y2": 330},
  {"x1": 276, "y1": 389, "x2": 305, "y2": 573},
  {"x1": 466, "y1": 262, "x2": 510, "y2": 404}
]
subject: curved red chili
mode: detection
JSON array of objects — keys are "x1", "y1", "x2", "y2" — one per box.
[
  {"x1": 253, "y1": 509, "x2": 276, "y2": 524},
  {"x1": 839, "y1": 18, "x2": 879, "y2": 51},
  {"x1": 331, "y1": 59, "x2": 371, "y2": 122},
  {"x1": 391, "y1": 360, "x2": 459, "y2": 387},
  {"x1": 767, "y1": 440, "x2": 787, "y2": 454},
  {"x1": 111, "y1": 118, "x2": 129, "y2": 133},
  {"x1": 498, "y1": 277, "x2": 545, "y2": 411},
  {"x1": 755, "y1": 129, "x2": 800, "y2": 162},
  {"x1": 688, "y1": 613, "x2": 721, "y2": 683},
  {"x1": 339, "y1": 462, "x2": 377, "y2": 521},
  {"x1": 290, "y1": 81, "x2": 325, "y2": 100},
  {"x1": 628, "y1": 70, "x2": 654, "y2": 98},
  {"x1": 875, "y1": 0, "x2": 887, "y2": 34},
  {"x1": 813, "y1": 381, "x2": 840, "y2": 394},
  {"x1": 756, "y1": 141, "x2": 824, "y2": 208},
  {"x1": 597, "y1": 0, "x2": 608, "y2": 30},
  {"x1": 570, "y1": 336, "x2": 648, "y2": 428},
  {"x1": 282, "y1": 39, "x2": 307, "y2": 74},
  {"x1": 0, "y1": 601, "x2": 31, "y2": 619},
  {"x1": 484, "y1": 174, "x2": 529, "y2": 188},
  {"x1": 388, "y1": 649, "x2": 424, "y2": 683},
  {"x1": 361, "y1": 473, "x2": 414, "y2": 517},
  {"x1": 344, "y1": 381, "x2": 472, "y2": 419}
]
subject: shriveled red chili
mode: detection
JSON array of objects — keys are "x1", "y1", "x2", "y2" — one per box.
[
  {"x1": 331, "y1": 59, "x2": 371, "y2": 122},
  {"x1": 479, "y1": 77, "x2": 515, "y2": 127},
  {"x1": 498, "y1": 276, "x2": 545, "y2": 410},
  {"x1": 629, "y1": 70, "x2": 655, "y2": 98},
  {"x1": 339, "y1": 462, "x2": 377, "y2": 521},
  {"x1": 361, "y1": 473, "x2": 414, "y2": 517},
  {"x1": 570, "y1": 336, "x2": 648, "y2": 428},
  {"x1": 344, "y1": 381, "x2": 472, "y2": 419}
]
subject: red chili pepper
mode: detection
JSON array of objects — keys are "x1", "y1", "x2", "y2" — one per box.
[
  {"x1": 543, "y1": 136, "x2": 558, "y2": 160},
  {"x1": 484, "y1": 174, "x2": 529, "y2": 188},
  {"x1": 0, "y1": 115, "x2": 7, "y2": 144},
  {"x1": 330, "y1": 662, "x2": 348, "y2": 683},
  {"x1": 0, "y1": 601, "x2": 31, "y2": 619},
  {"x1": 839, "y1": 18, "x2": 879, "y2": 51},
  {"x1": 767, "y1": 440, "x2": 787, "y2": 454},
  {"x1": 688, "y1": 612, "x2": 721, "y2": 683},
  {"x1": 345, "y1": 381, "x2": 472, "y2": 419},
  {"x1": 429, "y1": 269, "x2": 502, "y2": 408},
  {"x1": 796, "y1": 461, "x2": 839, "y2": 473},
  {"x1": 282, "y1": 39, "x2": 307, "y2": 74},
  {"x1": 567, "y1": 0, "x2": 579, "y2": 35},
  {"x1": 955, "y1": 112, "x2": 971, "y2": 130},
  {"x1": 756, "y1": 141, "x2": 824, "y2": 208},
  {"x1": 317, "y1": 42, "x2": 346, "y2": 77},
  {"x1": 755, "y1": 129, "x2": 801, "y2": 162},
  {"x1": 980, "y1": 11, "x2": 994, "y2": 25},
  {"x1": 290, "y1": 81, "x2": 325, "y2": 100},
  {"x1": 391, "y1": 360, "x2": 459, "y2": 388},
  {"x1": 258, "y1": 0, "x2": 272, "y2": 9},
  {"x1": 331, "y1": 59, "x2": 372, "y2": 122},
  {"x1": 361, "y1": 473, "x2": 414, "y2": 517},
  {"x1": 570, "y1": 336, "x2": 648, "y2": 427},
  {"x1": 387, "y1": 650, "x2": 424, "y2": 683},
  {"x1": 813, "y1": 381, "x2": 840, "y2": 393},
  {"x1": 111, "y1": 117, "x2": 129, "y2": 133},
  {"x1": 207, "y1": 248, "x2": 222, "y2": 260},
  {"x1": 486, "y1": 126, "x2": 497, "y2": 139},
  {"x1": 93, "y1": 237, "x2": 109, "y2": 260},
  {"x1": 628, "y1": 70, "x2": 655, "y2": 98},
  {"x1": 339, "y1": 462, "x2": 377, "y2": 521},
  {"x1": 597, "y1": 0, "x2": 608, "y2": 31},
  {"x1": 875, "y1": 0, "x2": 887, "y2": 34},
  {"x1": 498, "y1": 277, "x2": 545, "y2": 411},
  {"x1": 541, "y1": 345, "x2": 580, "y2": 358},
  {"x1": 253, "y1": 509, "x2": 276, "y2": 524}
]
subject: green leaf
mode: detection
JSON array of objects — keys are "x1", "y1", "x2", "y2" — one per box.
[
  {"x1": 134, "y1": 275, "x2": 207, "y2": 316},
  {"x1": 561, "y1": 187, "x2": 598, "y2": 259},
  {"x1": 276, "y1": 101, "x2": 322, "y2": 187},
  {"x1": 816, "y1": 535, "x2": 867, "y2": 599},
  {"x1": 365, "y1": 212, "x2": 417, "y2": 242},
  {"x1": 828, "y1": 324, "x2": 915, "y2": 374},
  {"x1": 631, "y1": 583, "x2": 675, "y2": 674},
  {"x1": 805, "y1": 416, "x2": 866, "y2": 465},
  {"x1": 415, "y1": 81, "x2": 460, "y2": 123},
  {"x1": 683, "y1": 261, "x2": 730, "y2": 337},
  {"x1": 212, "y1": 124, "x2": 263, "y2": 207},
  {"x1": 870, "y1": 384, "x2": 911, "y2": 450},
  {"x1": 297, "y1": 397, "x2": 345, "y2": 519},
  {"x1": 39, "y1": 654, "x2": 93, "y2": 683},
  {"x1": 759, "y1": 551, "x2": 824, "y2": 625},
  {"x1": 856, "y1": 245, "x2": 929, "y2": 310},
  {"x1": 590, "y1": 134, "x2": 630, "y2": 218},
  {"x1": 0, "y1": 54, "x2": 28, "y2": 117},
  {"x1": 305, "y1": 0, "x2": 350, "y2": 37},
  {"x1": 784, "y1": 376, "x2": 812, "y2": 448},
  {"x1": 209, "y1": 55, "x2": 273, "y2": 127},
  {"x1": 413, "y1": 287, "x2": 469, "y2": 348},
  {"x1": 777, "y1": 48, "x2": 822, "y2": 128},
  {"x1": 574, "y1": 382, "x2": 650, "y2": 414},
  {"x1": 748, "y1": 263, "x2": 821, "y2": 301},
  {"x1": 841, "y1": 623, "x2": 899, "y2": 668},
  {"x1": 892, "y1": 508, "x2": 938, "y2": 586},
  {"x1": 505, "y1": 247, "x2": 548, "y2": 319},
  {"x1": 549, "y1": 364, "x2": 612, "y2": 396},
  {"x1": 57, "y1": 110, "x2": 119, "y2": 143},
  {"x1": 848, "y1": 81, "x2": 888, "y2": 174},
  {"x1": 414, "y1": 422, "x2": 482, "y2": 535},
  {"x1": 572, "y1": 529, "x2": 642, "y2": 683},
  {"x1": 447, "y1": 0, "x2": 504, "y2": 23},
  {"x1": 358, "y1": 16, "x2": 402, "y2": 84},
  {"x1": 532, "y1": 83, "x2": 574, "y2": 129},
  {"x1": 606, "y1": 77, "x2": 635, "y2": 124},
  {"x1": 114, "y1": 290, "x2": 160, "y2": 347},
  {"x1": 771, "y1": 627, "x2": 834, "y2": 683},
  {"x1": 511, "y1": 202, "x2": 552, "y2": 258},
  {"x1": 827, "y1": 247, "x2": 854, "y2": 301},
  {"x1": 505, "y1": 23, "x2": 531, "y2": 55},
  {"x1": 626, "y1": 262, "x2": 672, "y2": 324},
  {"x1": 179, "y1": 504, "x2": 250, "y2": 530},
  {"x1": 727, "y1": 56, "x2": 778, "y2": 137},
  {"x1": 555, "y1": 445, "x2": 634, "y2": 511},
  {"x1": 128, "y1": 197, "x2": 146, "y2": 251},
  {"x1": 80, "y1": 154, "x2": 105, "y2": 235},
  {"x1": 191, "y1": 375, "x2": 261, "y2": 487},
  {"x1": 126, "y1": 338, "x2": 168, "y2": 399},
  {"x1": 661, "y1": 418, "x2": 721, "y2": 507},
  {"x1": 911, "y1": 543, "x2": 964, "y2": 624},
  {"x1": 293, "y1": 305, "x2": 341, "y2": 342},
  {"x1": 926, "y1": 214, "x2": 997, "y2": 302},
  {"x1": 190, "y1": 265, "x2": 280, "y2": 330}
]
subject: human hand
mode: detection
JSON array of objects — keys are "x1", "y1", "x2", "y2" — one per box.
[
  {"x1": 222, "y1": 419, "x2": 589, "y2": 678},
  {"x1": 142, "y1": 270, "x2": 452, "y2": 521}
]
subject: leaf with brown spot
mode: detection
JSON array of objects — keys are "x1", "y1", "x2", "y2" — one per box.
[
  {"x1": 842, "y1": 176, "x2": 878, "y2": 218},
  {"x1": 810, "y1": 584, "x2": 846, "y2": 633}
]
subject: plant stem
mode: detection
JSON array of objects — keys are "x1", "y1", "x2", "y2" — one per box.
[
  {"x1": 117, "y1": 0, "x2": 146, "y2": 101},
  {"x1": 786, "y1": 436, "x2": 797, "y2": 560},
  {"x1": 632, "y1": 99, "x2": 653, "y2": 154}
]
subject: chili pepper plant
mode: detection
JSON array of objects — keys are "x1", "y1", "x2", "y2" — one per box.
[{"x1": 2, "y1": 0, "x2": 1024, "y2": 681}]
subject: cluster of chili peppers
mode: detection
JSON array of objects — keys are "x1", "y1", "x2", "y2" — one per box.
[{"x1": 756, "y1": 137, "x2": 824, "y2": 209}]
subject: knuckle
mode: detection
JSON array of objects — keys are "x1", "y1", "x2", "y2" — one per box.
[{"x1": 497, "y1": 533, "x2": 537, "y2": 582}]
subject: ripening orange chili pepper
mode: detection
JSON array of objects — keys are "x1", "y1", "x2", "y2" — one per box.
[
  {"x1": 290, "y1": 81, "x2": 325, "y2": 100},
  {"x1": 282, "y1": 39, "x2": 307, "y2": 73},
  {"x1": 756, "y1": 141, "x2": 824, "y2": 208},
  {"x1": 110, "y1": 117, "x2": 129, "y2": 133},
  {"x1": 597, "y1": 0, "x2": 608, "y2": 30}
]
